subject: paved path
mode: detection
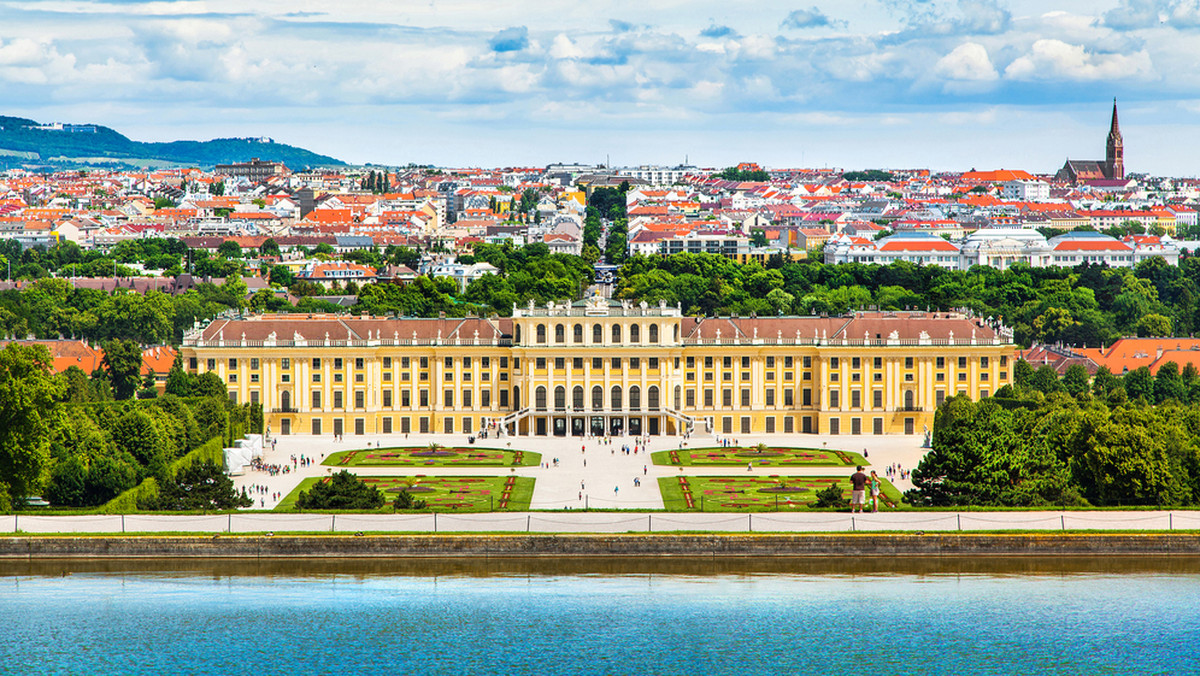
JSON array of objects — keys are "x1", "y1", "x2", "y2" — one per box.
[{"x1": 233, "y1": 432, "x2": 928, "y2": 511}]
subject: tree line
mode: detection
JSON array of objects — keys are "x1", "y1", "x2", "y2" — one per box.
[
  {"x1": 0, "y1": 343, "x2": 259, "y2": 510},
  {"x1": 907, "y1": 360, "x2": 1200, "y2": 508},
  {"x1": 615, "y1": 252, "x2": 1196, "y2": 347}
]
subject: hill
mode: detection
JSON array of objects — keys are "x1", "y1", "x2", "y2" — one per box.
[{"x1": 0, "y1": 116, "x2": 345, "y2": 169}]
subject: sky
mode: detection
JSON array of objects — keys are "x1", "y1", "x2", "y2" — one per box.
[{"x1": 2, "y1": 0, "x2": 1200, "y2": 174}]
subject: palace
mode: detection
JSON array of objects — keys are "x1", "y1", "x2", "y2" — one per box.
[{"x1": 180, "y1": 296, "x2": 1015, "y2": 438}]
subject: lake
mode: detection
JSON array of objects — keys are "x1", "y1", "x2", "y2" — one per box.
[{"x1": 3, "y1": 558, "x2": 1196, "y2": 674}]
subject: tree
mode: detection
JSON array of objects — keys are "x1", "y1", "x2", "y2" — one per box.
[
  {"x1": 296, "y1": 470, "x2": 384, "y2": 510},
  {"x1": 260, "y1": 238, "x2": 281, "y2": 258},
  {"x1": 1124, "y1": 366, "x2": 1155, "y2": 401},
  {"x1": 102, "y1": 339, "x2": 144, "y2": 400},
  {"x1": 1138, "y1": 313, "x2": 1172, "y2": 337},
  {"x1": 1031, "y1": 365, "x2": 1063, "y2": 394},
  {"x1": 153, "y1": 460, "x2": 252, "y2": 510},
  {"x1": 1092, "y1": 365, "x2": 1121, "y2": 396},
  {"x1": 193, "y1": 396, "x2": 229, "y2": 440},
  {"x1": 110, "y1": 409, "x2": 171, "y2": 478},
  {"x1": 906, "y1": 395, "x2": 1074, "y2": 507},
  {"x1": 1061, "y1": 364, "x2": 1091, "y2": 396},
  {"x1": 268, "y1": 264, "x2": 294, "y2": 287},
  {"x1": 60, "y1": 365, "x2": 92, "y2": 403},
  {"x1": 393, "y1": 489, "x2": 427, "y2": 510},
  {"x1": 217, "y1": 240, "x2": 243, "y2": 261},
  {"x1": 1154, "y1": 361, "x2": 1186, "y2": 403}
]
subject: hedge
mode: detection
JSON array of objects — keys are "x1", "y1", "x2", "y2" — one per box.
[{"x1": 96, "y1": 436, "x2": 226, "y2": 513}]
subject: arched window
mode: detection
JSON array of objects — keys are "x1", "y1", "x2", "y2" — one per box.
[
  {"x1": 573, "y1": 324, "x2": 583, "y2": 344},
  {"x1": 573, "y1": 385, "x2": 584, "y2": 410},
  {"x1": 629, "y1": 386, "x2": 641, "y2": 411},
  {"x1": 536, "y1": 324, "x2": 546, "y2": 344},
  {"x1": 650, "y1": 324, "x2": 659, "y2": 343},
  {"x1": 673, "y1": 325, "x2": 679, "y2": 342},
  {"x1": 648, "y1": 386, "x2": 660, "y2": 410},
  {"x1": 611, "y1": 385, "x2": 623, "y2": 411},
  {"x1": 514, "y1": 325, "x2": 522, "y2": 343},
  {"x1": 673, "y1": 385, "x2": 681, "y2": 409},
  {"x1": 555, "y1": 324, "x2": 565, "y2": 343},
  {"x1": 280, "y1": 390, "x2": 291, "y2": 411},
  {"x1": 612, "y1": 324, "x2": 622, "y2": 344},
  {"x1": 904, "y1": 390, "x2": 914, "y2": 409},
  {"x1": 535, "y1": 386, "x2": 547, "y2": 411},
  {"x1": 630, "y1": 324, "x2": 640, "y2": 343},
  {"x1": 554, "y1": 386, "x2": 566, "y2": 410},
  {"x1": 593, "y1": 324, "x2": 603, "y2": 344},
  {"x1": 592, "y1": 386, "x2": 603, "y2": 410}
]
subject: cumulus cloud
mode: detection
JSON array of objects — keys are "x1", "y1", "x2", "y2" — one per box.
[
  {"x1": 934, "y1": 42, "x2": 998, "y2": 80},
  {"x1": 1004, "y1": 39, "x2": 1155, "y2": 81},
  {"x1": 781, "y1": 7, "x2": 838, "y2": 29},
  {"x1": 954, "y1": 0, "x2": 1010, "y2": 34},
  {"x1": 549, "y1": 33, "x2": 583, "y2": 59},
  {"x1": 488, "y1": 26, "x2": 528, "y2": 53},
  {"x1": 700, "y1": 23, "x2": 737, "y2": 38},
  {"x1": 1104, "y1": 0, "x2": 1165, "y2": 29}
]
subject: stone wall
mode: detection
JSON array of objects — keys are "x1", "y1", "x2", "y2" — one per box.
[{"x1": 1, "y1": 534, "x2": 1198, "y2": 559}]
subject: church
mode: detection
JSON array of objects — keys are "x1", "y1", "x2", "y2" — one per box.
[{"x1": 1055, "y1": 100, "x2": 1125, "y2": 183}]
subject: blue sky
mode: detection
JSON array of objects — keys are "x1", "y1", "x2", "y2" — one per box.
[{"x1": 1, "y1": 0, "x2": 1199, "y2": 174}]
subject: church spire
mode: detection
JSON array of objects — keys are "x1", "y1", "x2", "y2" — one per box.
[{"x1": 1106, "y1": 98, "x2": 1124, "y2": 180}]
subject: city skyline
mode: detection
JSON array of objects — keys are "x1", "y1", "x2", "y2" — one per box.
[{"x1": 2, "y1": 0, "x2": 1200, "y2": 173}]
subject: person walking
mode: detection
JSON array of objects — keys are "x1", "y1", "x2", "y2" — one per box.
[{"x1": 850, "y1": 466, "x2": 869, "y2": 513}]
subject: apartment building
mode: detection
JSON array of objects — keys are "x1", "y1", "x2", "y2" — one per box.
[{"x1": 181, "y1": 297, "x2": 1015, "y2": 438}]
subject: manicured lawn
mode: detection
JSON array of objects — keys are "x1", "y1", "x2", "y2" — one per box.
[
  {"x1": 277, "y1": 475, "x2": 535, "y2": 512},
  {"x1": 659, "y1": 475, "x2": 903, "y2": 512},
  {"x1": 323, "y1": 446, "x2": 541, "y2": 468},
  {"x1": 651, "y1": 446, "x2": 868, "y2": 468}
]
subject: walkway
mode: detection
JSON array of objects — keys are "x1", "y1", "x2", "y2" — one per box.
[{"x1": 231, "y1": 432, "x2": 928, "y2": 511}]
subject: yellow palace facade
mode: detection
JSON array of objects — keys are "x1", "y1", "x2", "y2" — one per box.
[{"x1": 181, "y1": 297, "x2": 1016, "y2": 438}]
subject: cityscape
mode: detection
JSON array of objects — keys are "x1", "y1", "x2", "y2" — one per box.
[{"x1": 2, "y1": 0, "x2": 1200, "y2": 674}]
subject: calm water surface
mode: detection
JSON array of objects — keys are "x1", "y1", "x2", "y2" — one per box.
[{"x1": 2, "y1": 559, "x2": 1196, "y2": 675}]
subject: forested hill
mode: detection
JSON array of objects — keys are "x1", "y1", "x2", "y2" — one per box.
[{"x1": 0, "y1": 116, "x2": 345, "y2": 169}]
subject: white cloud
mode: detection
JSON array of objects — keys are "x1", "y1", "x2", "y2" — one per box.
[
  {"x1": 549, "y1": 34, "x2": 583, "y2": 59},
  {"x1": 1004, "y1": 39, "x2": 1156, "y2": 81},
  {"x1": 934, "y1": 42, "x2": 998, "y2": 80}
]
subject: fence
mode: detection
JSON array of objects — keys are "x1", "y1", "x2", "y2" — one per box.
[{"x1": 4, "y1": 510, "x2": 1199, "y2": 534}]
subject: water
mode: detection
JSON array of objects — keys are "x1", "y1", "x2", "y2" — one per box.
[{"x1": 2, "y1": 558, "x2": 1197, "y2": 675}]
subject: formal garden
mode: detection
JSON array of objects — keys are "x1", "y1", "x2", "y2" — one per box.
[
  {"x1": 279, "y1": 473, "x2": 535, "y2": 512},
  {"x1": 659, "y1": 475, "x2": 903, "y2": 511},
  {"x1": 323, "y1": 445, "x2": 540, "y2": 468},
  {"x1": 651, "y1": 444, "x2": 867, "y2": 468}
]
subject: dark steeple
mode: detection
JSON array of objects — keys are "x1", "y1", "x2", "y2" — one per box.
[{"x1": 1106, "y1": 98, "x2": 1124, "y2": 180}]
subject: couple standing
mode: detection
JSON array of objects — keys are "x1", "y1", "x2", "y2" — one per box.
[{"x1": 849, "y1": 466, "x2": 885, "y2": 513}]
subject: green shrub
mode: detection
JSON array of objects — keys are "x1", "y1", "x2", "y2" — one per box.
[{"x1": 812, "y1": 484, "x2": 847, "y2": 509}]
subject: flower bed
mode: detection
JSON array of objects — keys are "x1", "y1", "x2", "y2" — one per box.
[
  {"x1": 651, "y1": 447, "x2": 867, "y2": 468},
  {"x1": 325, "y1": 447, "x2": 541, "y2": 468},
  {"x1": 659, "y1": 475, "x2": 901, "y2": 511},
  {"x1": 277, "y1": 475, "x2": 535, "y2": 512}
]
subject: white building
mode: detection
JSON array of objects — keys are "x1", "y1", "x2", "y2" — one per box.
[
  {"x1": 825, "y1": 229, "x2": 1180, "y2": 269},
  {"x1": 1001, "y1": 180, "x2": 1051, "y2": 201}
]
